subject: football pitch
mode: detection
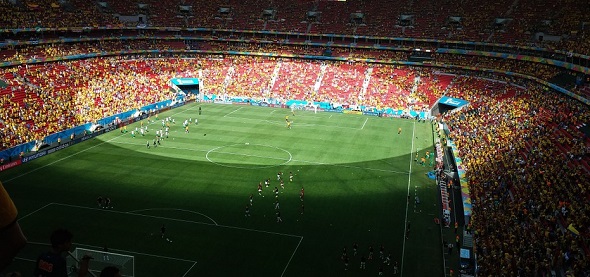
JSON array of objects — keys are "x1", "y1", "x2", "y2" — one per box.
[{"x1": 1, "y1": 103, "x2": 443, "y2": 277}]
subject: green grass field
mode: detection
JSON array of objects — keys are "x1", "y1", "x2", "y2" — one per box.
[{"x1": 1, "y1": 103, "x2": 443, "y2": 277}]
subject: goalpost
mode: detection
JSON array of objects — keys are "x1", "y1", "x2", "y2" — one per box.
[{"x1": 68, "y1": 247, "x2": 135, "y2": 277}]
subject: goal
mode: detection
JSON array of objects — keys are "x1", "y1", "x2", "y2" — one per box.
[{"x1": 68, "y1": 247, "x2": 135, "y2": 277}]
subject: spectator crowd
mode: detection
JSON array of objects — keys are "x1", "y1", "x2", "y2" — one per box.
[
  {"x1": 442, "y1": 82, "x2": 590, "y2": 276},
  {"x1": 1, "y1": 0, "x2": 589, "y2": 54},
  {"x1": 0, "y1": 3, "x2": 589, "y2": 274}
]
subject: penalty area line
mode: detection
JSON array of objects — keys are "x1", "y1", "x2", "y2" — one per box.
[
  {"x1": 182, "y1": 262, "x2": 198, "y2": 277},
  {"x1": 18, "y1": 202, "x2": 53, "y2": 221},
  {"x1": 46, "y1": 202, "x2": 302, "y2": 239},
  {"x1": 23, "y1": 241, "x2": 198, "y2": 263},
  {"x1": 128, "y1": 208, "x2": 219, "y2": 226},
  {"x1": 75, "y1": 242, "x2": 198, "y2": 263},
  {"x1": 281, "y1": 236, "x2": 303, "y2": 277}
]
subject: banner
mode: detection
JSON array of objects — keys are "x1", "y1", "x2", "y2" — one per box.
[
  {"x1": 447, "y1": 139, "x2": 472, "y2": 217},
  {"x1": 438, "y1": 96, "x2": 469, "y2": 108},
  {"x1": 21, "y1": 150, "x2": 47, "y2": 163},
  {"x1": 0, "y1": 160, "x2": 21, "y2": 171},
  {"x1": 362, "y1": 111, "x2": 381, "y2": 116},
  {"x1": 170, "y1": 78, "x2": 199, "y2": 86},
  {"x1": 46, "y1": 141, "x2": 72, "y2": 155},
  {"x1": 342, "y1": 110, "x2": 362, "y2": 115}
]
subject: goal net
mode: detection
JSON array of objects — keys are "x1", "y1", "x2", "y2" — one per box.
[{"x1": 68, "y1": 247, "x2": 135, "y2": 277}]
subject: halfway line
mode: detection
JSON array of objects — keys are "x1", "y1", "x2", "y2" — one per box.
[
  {"x1": 109, "y1": 141, "x2": 410, "y2": 175},
  {"x1": 113, "y1": 141, "x2": 409, "y2": 174}
]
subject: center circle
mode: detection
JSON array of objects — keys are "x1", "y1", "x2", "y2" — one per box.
[{"x1": 205, "y1": 143, "x2": 292, "y2": 169}]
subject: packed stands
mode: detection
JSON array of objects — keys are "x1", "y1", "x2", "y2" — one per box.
[
  {"x1": 270, "y1": 59, "x2": 322, "y2": 101},
  {"x1": 144, "y1": 0, "x2": 182, "y2": 27},
  {"x1": 223, "y1": 0, "x2": 269, "y2": 31},
  {"x1": 199, "y1": 56, "x2": 232, "y2": 96},
  {"x1": 0, "y1": 0, "x2": 588, "y2": 55},
  {"x1": 353, "y1": 0, "x2": 405, "y2": 37},
  {"x1": 413, "y1": 71, "x2": 455, "y2": 107},
  {"x1": 263, "y1": 0, "x2": 313, "y2": 33},
  {"x1": 0, "y1": 1, "x2": 589, "y2": 275},
  {"x1": 0, "y1": 0, "x2": 118, "y2": 28},
  {"x1": 105, "y1": 0, "x2": 142, "y2": 16},
  {"x1": 433, "y1": 54, "x2": 564, "y2": 82},
  {"x1": 363, "y1": 65, "x2": 416, "y2": 110},
  {"x1": 317, "y1": 61, "x2": 367, "y2": 104},
  {"x1": 224, "y1": 56, "x2": 276, "y2": 99},
  {"x1": 183, "y1": 0, "x2": 220, "y2": 29},
  {"x1": 0, "y1": 57, "x2": 189, "y2": 149},
  {"x1": 442, "y1": 84, "x2": 590, "y2": 276}
]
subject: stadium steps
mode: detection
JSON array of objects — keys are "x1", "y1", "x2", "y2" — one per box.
[
  {"x1": 496, "y1": 88, "x2": 516, "y2": 101},
  {"x1": 518, "y1": 150, "x2": 528, "y2": 162},
  {"x1": 267, "y1": 60, "x2": 282, "y2": 93},
  {"x1": 359, "y1": 67, "x2": 373, "y2": 98},
  {"x1": 462, "y1": 232, "x2": 474, "y2": 248},
  {"x1": 10, "y1": 90, "x2": 26, "y2": 106},
  {"x1": 0, "y1": 49, "x2": 17, "y2": 60},
  {"x1": 163, "y1": 41, "x2": 186, "y2": 50},
  {"x1": 578, "y1": 159, "x2": 590, "y2": 173},
  {"x1": 3, "y1": 72, "x2": 15, "y2": 80},
  {"x1": 437, "y1": 74, "x2": 455, "y2": 91},
  {"x1": 25, "y1": 119, "x2": 35, "y2": 129},
  {"x1": 523, "y1": 139, "x2": 534, "y2": 151},
  {"x1": 1, "y1": 88, "x2": 11, "y2": 96},
  {"x1": 556, "y1": 127, "x2": 575, "y2": 141},
  {"x1": 554, "y1": 143, "x2": 569, "y2": 156}
]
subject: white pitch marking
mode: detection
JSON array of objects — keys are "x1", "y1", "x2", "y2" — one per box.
[
  {"x1": 400, "y1": 120, "x2": 416, "y2": 277},
  {"x1": 3, "y1": 104, "x2": 195, "y2": 184},
  {"x1": 129, "y1": 208, "x2": 219, "y2": 225},
  {"x1": 109, "y1": 141, "x2": 410, "y2": 175},
  {"x1": 281, "y1": 236, "x2": 303, "y2": 277},
  {"x1": 223, "y1": 107, "x2": 243, "y2": 117}
]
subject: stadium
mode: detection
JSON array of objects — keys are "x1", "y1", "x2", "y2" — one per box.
[{"x1": 0, "y1": 0, "x2": 589, "y2": 276}]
